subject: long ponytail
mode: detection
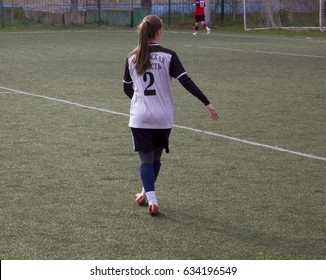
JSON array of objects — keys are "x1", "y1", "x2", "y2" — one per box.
[{"x1": 129, "y1": 15, "x2": 163, "y2": 75}]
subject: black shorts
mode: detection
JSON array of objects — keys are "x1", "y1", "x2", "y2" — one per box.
[
  {"x1": 195, "y1": 15, "x2": 206, "y2": 22},
  {"x1": 131, "y1": 128, "x2": 172, "y2": 153}
]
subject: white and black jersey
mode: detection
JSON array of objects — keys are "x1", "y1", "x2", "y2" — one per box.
[{"x1": 123, "y1": 44, "x2": 210, "y2": 129}]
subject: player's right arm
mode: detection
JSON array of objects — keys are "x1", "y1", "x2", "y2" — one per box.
[{"x1": 123, "y1": 58, "x2": 134, "y2": 99}]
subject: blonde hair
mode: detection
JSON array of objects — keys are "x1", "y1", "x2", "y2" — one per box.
[{"x1": 129, "y1": 14, "x2": 163, "y2": 75}]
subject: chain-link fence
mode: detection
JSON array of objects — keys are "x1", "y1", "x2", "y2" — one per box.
[{"x1": 0, "y1": 0, "x2": 244, "y2": 28}]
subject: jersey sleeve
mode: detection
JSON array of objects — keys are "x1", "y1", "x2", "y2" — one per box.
[
  {"x1": 170, "y1": 52, "x2": 210, "y2": 106},
  {"x1": 178, "y1": 74, "x2": 210, "y2": 106},
  {"x1": 169, "y1": 52, "x2": 187, "y2": 79},
  {"x1": 123, "y1": 58, "x2": 134, "y2": 99}
]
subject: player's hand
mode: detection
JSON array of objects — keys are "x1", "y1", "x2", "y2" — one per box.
[{"x1": 206, "y1": 104, "x2": 219, "y2": 121}]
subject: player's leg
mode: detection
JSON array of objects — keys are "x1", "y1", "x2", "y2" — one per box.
[
  {"x1": 153, "y1": 147, "x2": 163, "y2": 181},
  {"x1": 152, "y1": 128, "x2": 170, "y2": 182},
  {"x1": 201, "y1": 19, "x2": 210, "y2": 34},
  {"x1": 132, "y1": 129, "x2": 169, "y2": 215},
  {"x1": 138, "y1": 150, "x2": 159, "y2": 210},
  {"x1": 136, "y1": 147, "x2": 162, "y2": 200},
  {"x1": 193, "y1": 16, "x2": 200, "y2": 35},
  {"x1": 131, "y1": 128, "x2": 156, "y2": 209},
  {"x1": 135, "y1": 150, "x2": 151, "y2": 204},
  {"x1": 144, "y1": 129, "x2": 170, "y2": 215}
]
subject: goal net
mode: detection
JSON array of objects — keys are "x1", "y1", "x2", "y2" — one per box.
[{"x1": 243, "y1": 0, "x2": 326, "y2": 31}]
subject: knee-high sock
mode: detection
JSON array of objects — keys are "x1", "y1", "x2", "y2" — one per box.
[
  {"x1": 139, "y1": 163, "x2": 155, "y2": 193},
  {"x1": 146, "y1": 191, "x2": 158, "y2": 206}
]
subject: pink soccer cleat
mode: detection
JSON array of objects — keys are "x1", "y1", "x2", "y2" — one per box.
[
  {"x1": 147, "y1": 204, "x2": 159, "y2": 216},
  {"x1": 135, "y1": 193, "x2": 147, "y2": 206}
]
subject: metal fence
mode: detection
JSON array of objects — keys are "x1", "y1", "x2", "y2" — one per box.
[{"x1": 0, "y1": 0, "x2": 244, "y2": 28}]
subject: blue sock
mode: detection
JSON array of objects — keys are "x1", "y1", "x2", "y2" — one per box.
[
  {"x1": 153, "y1": 160, "x2": 161, "y2": 182},
  {"x1": 139, "y1": 163, "x2": 155, "y2": 192}
]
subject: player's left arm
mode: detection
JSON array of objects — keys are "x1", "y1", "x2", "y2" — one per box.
[
  {"x1": 178, "y1": 73, "x2": 209, "y2": 105},
  {"x1": 171, "y1": 52, "x2": 219, "y2": 121},
  {"x1": 178, "y1": 74, "x2": 219, "y2": 121}
]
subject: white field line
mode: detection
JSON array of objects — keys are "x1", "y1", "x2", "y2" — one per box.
[
  {"x1": 173, "y1": 124, "x2": 326, "y2": 161},
  {"x1": 0, "y1": 87, "x2": 129, "y2": 117},
  {"x1": 185, "y1": 45, "x2": 326, "y2": 59},
  {"x1": 168, "y1": 30, "x2": 326, "y2": 43},
  {"x1": 1, "y1": 86, "x2": 325, "y2": 162}
]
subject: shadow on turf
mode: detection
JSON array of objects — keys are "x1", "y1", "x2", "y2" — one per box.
[{"x1": 154, "y1": 208, "x2": 325, "y2": 259}]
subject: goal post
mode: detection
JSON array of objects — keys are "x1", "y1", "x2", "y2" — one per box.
[{"x1": 243, "y1": 0, "x2": 326, "y2": 31}]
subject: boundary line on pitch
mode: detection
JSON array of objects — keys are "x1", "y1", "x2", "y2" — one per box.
[
  {"x1": 1, "y1": 86, "x2": 325, "y2": 162},
  {"x1": 184, "y1": 45, "x2": 326, "y2": 59},
  {"x1": 168, "y1": 30, "x2": 326, "y2": 43}
]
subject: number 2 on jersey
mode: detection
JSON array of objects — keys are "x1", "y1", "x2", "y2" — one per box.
[{"x1": 143, "y1": 72, "x2": 156, "y2": 96}]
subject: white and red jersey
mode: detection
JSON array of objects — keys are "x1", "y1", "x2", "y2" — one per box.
[
  {"x1": 194, "y1": 0, "x2": 206, "y2": 16},
  {"x1": 123, "y1": 44, "x2": 187, "y2": 129}
]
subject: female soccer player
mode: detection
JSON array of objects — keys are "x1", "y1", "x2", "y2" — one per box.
[
  {"x1": 193, "y1": 0, "x2": 211, "y2": 35},
  {"x1": 123, "y1": 14, "x2": 219, "y2": 216}
]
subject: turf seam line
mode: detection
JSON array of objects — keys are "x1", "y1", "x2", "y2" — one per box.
[{"x1": 1, "y1": 86, "x2": 325, "y2": 162}]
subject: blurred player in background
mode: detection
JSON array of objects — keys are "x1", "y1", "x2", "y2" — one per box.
[
  {"x1": 123, "y1": 14, "x2": 219, "y2": 216},
  {"x1": 193, "y1": 0, "x2": 211, "y2": 35}
]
